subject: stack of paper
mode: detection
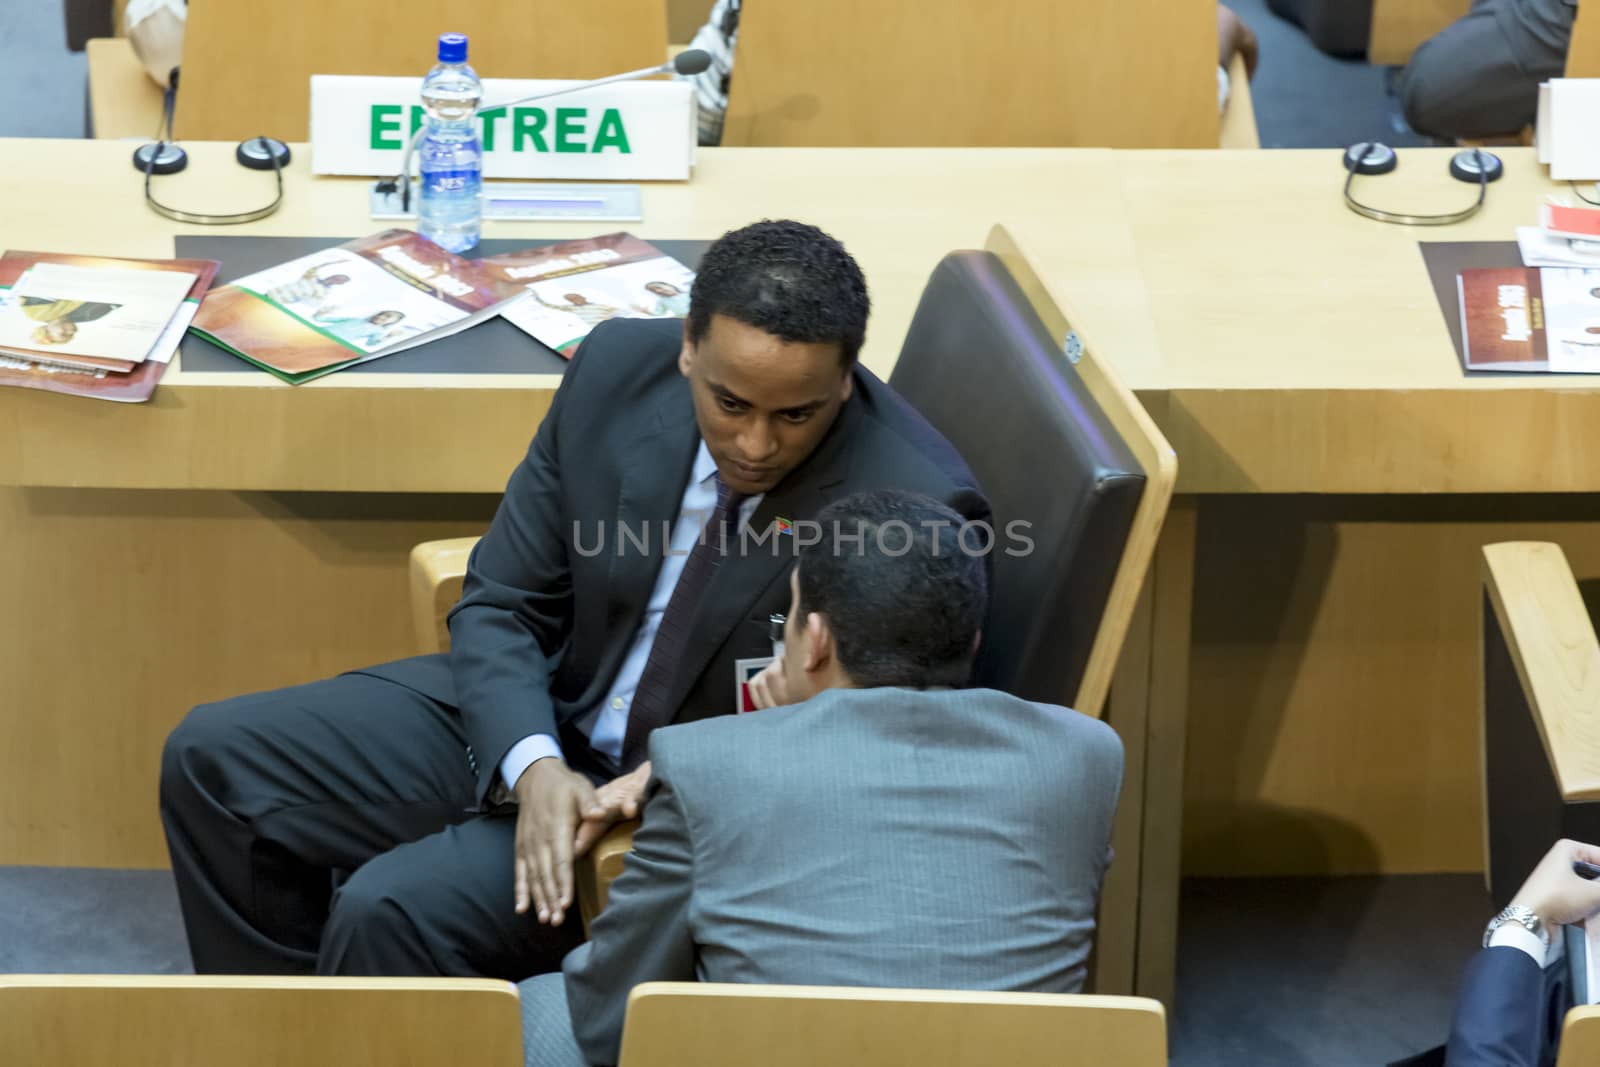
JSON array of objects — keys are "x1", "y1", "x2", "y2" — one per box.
[{"x1": 0, "y1": 251, "x2": 220, "y2": 402}]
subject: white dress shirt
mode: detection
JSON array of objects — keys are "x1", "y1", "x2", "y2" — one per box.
[
  {"x1": 499, "y1": 441, "x2": 762, "y2": 788},
  {"x1": 1489, "y1": 921, "x2": 1564, "y2": 967}
]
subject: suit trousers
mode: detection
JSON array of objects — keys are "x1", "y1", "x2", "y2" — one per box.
[
  {"x1": 1398, "y1": 0, "x2": 1575, "y2": 140},
  {"x1": 158, "y1": 671, "x2": 585, "y2": 977}
]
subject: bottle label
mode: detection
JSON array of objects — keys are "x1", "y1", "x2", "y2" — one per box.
[{"x1": 423, "y1": 169, "x2": 481, "y2": 194}]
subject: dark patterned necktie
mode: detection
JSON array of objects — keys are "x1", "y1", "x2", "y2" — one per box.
[{"x1": 621, "y1": 474, "x2": 747, "y2": 771}]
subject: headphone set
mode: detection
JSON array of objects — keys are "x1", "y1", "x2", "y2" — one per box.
[
  {"x1": 1340, "y1": 141, "x2": 1503, "y2": 226},
  {"x1": 131, "y1": 69, "x2": 292, "y2": 225}
]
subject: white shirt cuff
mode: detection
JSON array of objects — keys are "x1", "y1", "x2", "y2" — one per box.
[
  {"x1": 1217, "y1": 64, "x2": 1230, "y2": 114},
  {"x1": 1489, "y1": 922, "x2": 1550, "y2": 966},
  {"x1": 500, "y1": 734, "x2": 564, "y2": 792}
]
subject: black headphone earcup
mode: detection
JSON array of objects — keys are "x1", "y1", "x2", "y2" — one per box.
[
  {"x1": 132, "y1": 142, "x2": 188, "y2": 175},
  {"x1": 237, "y1": 138, "x2": 292, "y2": 171}
]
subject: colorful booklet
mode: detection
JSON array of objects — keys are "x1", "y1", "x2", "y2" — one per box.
[
  {"x1": 1458, "y1": 266, "x2": 1600, "y2": 373},
  {"x1": 481, "y1": 233, "x2": 695, "y2": 357},
  {"x1": 0, "y1": 250, "x2": 220, "y2": 403},
  {"x1": 188, "y1": 229, "x2": 529, "y2": 384}
]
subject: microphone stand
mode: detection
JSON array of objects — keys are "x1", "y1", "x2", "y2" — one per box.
[{"x1": 381, "y1": 57, "x2": 695, "y2": 211}]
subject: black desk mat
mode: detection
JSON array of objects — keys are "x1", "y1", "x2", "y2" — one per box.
[
  {"x1": 175, "y1": 236, "x2": 708, "y2": 376},
  {"x1": 1417, "y1": 240, "x2": 1525, "y2": 372}
]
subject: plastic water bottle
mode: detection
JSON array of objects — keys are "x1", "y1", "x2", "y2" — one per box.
[{"x1": 417, "y1": 32, "x2": 483, "y2": 253}]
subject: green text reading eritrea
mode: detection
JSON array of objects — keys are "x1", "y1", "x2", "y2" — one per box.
[{"x1": 370, "y1": 105, "x2": 632, "y2": 154}]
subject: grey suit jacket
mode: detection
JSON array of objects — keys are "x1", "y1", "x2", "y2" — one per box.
[{"x1": 556, "y1": 685, "x2": 1124, "y2": 1066}]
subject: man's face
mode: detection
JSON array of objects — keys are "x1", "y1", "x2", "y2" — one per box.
[
  {"x1": 780, "y1": 568, "x2": 814, "y2": 702},
  {"x1": 647, "y1": 282, "x2": 679, "y2": 297},
  {"x1": 678, "y1": 314, "x2": 853, "y2": 496},
  {"x1": 325, "y1": 275, "x2": 351, "y2": 287},
  {"x1": 565, "y1": 293, "x2": 588, "y2": 306},
  {"x1": 369, "y1": 311, "x2": 404, "y2": 326}
]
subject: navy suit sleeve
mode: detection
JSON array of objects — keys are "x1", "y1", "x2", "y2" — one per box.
[
  {"x1": 447, "y1": 333, "x2": 596, "y2": 802},
  {"x1": 1445, "y1": 946, "x2": 1549, "y2": 1067}
]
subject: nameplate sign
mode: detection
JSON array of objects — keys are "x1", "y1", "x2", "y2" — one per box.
[{"x1": 309, "y1": 75, "x2": 696, "y2": 180}]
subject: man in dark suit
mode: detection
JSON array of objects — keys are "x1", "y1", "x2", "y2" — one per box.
[
  {"x1": 159, "y1": 220, "x2": 988, "y2": 978},
  {"x1": 1415, "y1": 838, "x2": 1600, "y2": 1066},
  {"x1": 517, "y1": 490, "x2": 1124, "y2": 1067}
]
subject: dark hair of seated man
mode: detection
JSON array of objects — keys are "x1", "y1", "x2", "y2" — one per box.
[
  {"x1": 792, "y1": 489, "x2": 988, "y2": 690},
  {"x1": 687, "y1": 218, "x2": 871, "y2": 367}
]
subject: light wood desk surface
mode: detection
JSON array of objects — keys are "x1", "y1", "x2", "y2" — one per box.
[
  {"x1": 0, "y1": 138, "x2": 1147, "y2": 493},
  {"x1": 1113, "y1": 147, "x2": 1600, "y2": 495}
]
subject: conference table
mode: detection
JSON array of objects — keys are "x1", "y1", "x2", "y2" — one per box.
[{"x1": 0, "y1": 137, "x2": 1586, "y2": 1007}]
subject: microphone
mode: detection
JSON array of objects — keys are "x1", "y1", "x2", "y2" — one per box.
[{"x1": 388, "y1": 49, "x2": 713, "y2": 209}]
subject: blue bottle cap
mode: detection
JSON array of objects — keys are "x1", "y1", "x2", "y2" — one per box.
[{"x1": 437, "y1": 33, "x2": 468, "y2": 63}]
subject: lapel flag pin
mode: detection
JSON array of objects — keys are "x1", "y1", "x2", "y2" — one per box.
[{"x1": 774, "y1": 516, "x2": 794, "y2": 535}]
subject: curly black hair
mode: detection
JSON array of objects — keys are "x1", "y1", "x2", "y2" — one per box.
[
  {"x1": 797, "y1": 489, "x2": 988, "y2": 688},
  {"x1": 686, "y1": 219, "x2": 870, "y2": 366}
]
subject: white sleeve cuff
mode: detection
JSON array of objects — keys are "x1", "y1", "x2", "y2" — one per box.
[
  {"x1": 1489, "y1": 922, "x2": 1549, "y2": 966},
  {"x1": 500, "y1": 734, "x2": 564, "y2": 792},
  {"x1": 1217, "y1": 65, "x2": 1230, "y2": 114}
]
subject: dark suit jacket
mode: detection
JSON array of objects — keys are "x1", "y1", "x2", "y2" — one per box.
[
  {"x1": 1442, "y1": 946, "x2": 1569, "y2": 1067},
  {"x1": 557, "y1": 686, "x2": 1125, "y2": 1066},
  {"x1": 361, "y1": 317, "x2": 989, "y2": 800}
]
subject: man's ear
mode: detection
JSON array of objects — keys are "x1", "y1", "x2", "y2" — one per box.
[
  {"x1": 678, "y1": 322, "x2": 694, "y2": 378},
  {"x1": 804, "y1": 612, "x2": 833, "y2": 674}
]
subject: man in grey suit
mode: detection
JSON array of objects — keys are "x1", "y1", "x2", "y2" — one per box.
[
  {"x1": 521, "y1": 489, "x2": 1125, "y2": 1067},
  {"x1": 1399, "y1": 0, "x2": 1577, "y2": 139}
]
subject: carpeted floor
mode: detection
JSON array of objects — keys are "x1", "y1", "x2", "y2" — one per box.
[{"x1": 0, "y1": 866, "x2": 1489, "y2": 1064}]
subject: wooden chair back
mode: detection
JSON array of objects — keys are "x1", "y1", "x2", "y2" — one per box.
[
  {"x1": 617, "y1": 983, "x2": 1168, "y2": 1066},
  {"x1": 983, "y1": 224, "x2": 1178, "y2": 717},
  {"x1": 1568, "y1": 1, "x2": 1600, "y2": 76},
  {"x1": 0, "y1": 975, "x2": 522, "y2": 1066},
  {"x1": 1558, "y1": 1005, "x2": 1600, "y2": 1067},
  {"x1": 176, "y1": 0, "x2": 669, "y2": 140},
  {"x1": 721, "y1": 0, "x2": 1218, "y2": 148}
]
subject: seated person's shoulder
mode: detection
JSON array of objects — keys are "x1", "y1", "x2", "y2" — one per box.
[
  {"x1": 847, "y1": 372, "x2": 985, "y2": 505},
  {"x1": 559, "y1": 317, "x2": 686, "y2": 402}
]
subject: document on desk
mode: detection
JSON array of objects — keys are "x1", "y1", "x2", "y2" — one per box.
[
  {"x1": 189, "y1": 229, "x2": 529, "y2": 384},
  {"x1": 1457, "y1": 266, "x2": 1600, "y2": 373}
]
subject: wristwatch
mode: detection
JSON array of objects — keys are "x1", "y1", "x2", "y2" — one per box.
[{"x1": 1483, "y1": 904, "x2": 1550, "y2": 949}]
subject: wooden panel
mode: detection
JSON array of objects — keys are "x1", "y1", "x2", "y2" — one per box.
[
  {"x1": 577, "y1": 821, "x2": 638, "y2": 932},
  {"x1": 86, "y1": 37, "x2": 163, "y2": 139},
  {"x1": 1368, "y1": 0, "x2": 1470, "y2": 66},
  {"x1": 1182, "y1": 496, "x2": 1600, "y2": 877},
  {"x1": 985, "y1": 224, "x2": 1178, "y2": 718},
  {"x1": 723, "y1": 0, "x2": 1218, "y2": 148},
  {"x1": 1568, "y1": 1, "x2": 1600, "y2": 76},
  {"x1": 0, "y1": 975, "x2": 521, "y2": 1066},
  {"x1": 618, "y1": 984, "x2": 1168, "y2": 1067},
  {"x1": 1559, "y1": 1006, "x2": 1600, "y2": 1067},
  {"x1": 1094, "y1": 572, "x2": 1156, "y2": 997},
  {"x1": 667, "y1": 0, "x2": 707, "y2": 45},
  {"x1": 176, "y1": 0, "x2": 668, "y2": 141},
  {"x1": 410, "y1": 536, "x2": 478, "y2": 654},
  {"x1": 1134, "y1": 500, "x2": 1196, "y2": 1009},
  {"x1": 1482, "y1": 543, "x2": 1600, "y2": 801},
  {"x1": 0, "y1": 486, "x2": 496, "y2": 867}
]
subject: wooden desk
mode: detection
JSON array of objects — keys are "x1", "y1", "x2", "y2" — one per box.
[
  {"x1": 1109, "y1": 149, "x2": 1600, "y2": 891},
  {"x1": 8, "y1": 137, "x2": 1587, "y2": 1010},
  {"x1": 0, "y1": 138, "x2": 1146, "y2": 861}
]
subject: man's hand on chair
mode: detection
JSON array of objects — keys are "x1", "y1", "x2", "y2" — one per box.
[
  {"x1": 514, "y1": 758, "x2": 603, "y2": 926},
  {"x1": 573, "y1": 761, "x2": 652, "y2": 857}
]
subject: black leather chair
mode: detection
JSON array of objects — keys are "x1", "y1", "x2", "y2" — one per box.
[{"x1": 890, "y1": 250, "x2": 1150, "y2": 713}]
